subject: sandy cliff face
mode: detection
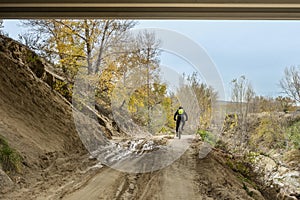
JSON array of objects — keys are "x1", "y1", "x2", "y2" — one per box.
[{"x1": 0, "y1": 35, "x2": 87, "y2": 178}]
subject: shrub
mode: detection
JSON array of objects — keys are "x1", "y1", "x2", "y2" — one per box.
[
  {"x1": 246, "y1": 151, "x2": 261, "y2": 164},
  {"x1": 197, "y1": 129, "x2": 217, "y2": 145},
  {"x1": 53, "y1": 79, "x2": 73, "y2": 102},
  {"x1": 286, "y1": 121, "x2": 300, "y2": 149},
  {"x1": 222, "y1": 113, "x2": 238, "y2": 133},
  {"x1": 283, "y1": 149, "x2": 300, "y2": 168},
  {"x1": 250, "y1": 116, "x2": 285, "y2": 150},
  {"x1": 159, "y1": 126, "x2": 173, "y2": 135},
  {"x1": 0, "y1": 136, "x2": 22, "y2": 173},
  {"x1": 225, "y1": 158, "x2": 251, "y2": 179}
]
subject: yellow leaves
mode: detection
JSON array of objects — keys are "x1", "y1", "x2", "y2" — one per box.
[{"x1": 222, "y1": 113, "x2": 238, "y2": 132}]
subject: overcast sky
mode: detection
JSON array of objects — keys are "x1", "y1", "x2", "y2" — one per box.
[{"x1": 3, "y1": 19, "x2": 300, "y2": 100}]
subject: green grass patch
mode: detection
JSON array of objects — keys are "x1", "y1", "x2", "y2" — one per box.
[
  {"x1": 286, "y1": 121, "x2": 300, "y2": 149},
  {"x1": 197, "y1": 129, "x2": 217, "y2": 145},
  {"x1": 0, "y1": 136, "x2": 22, "y2": 174}
]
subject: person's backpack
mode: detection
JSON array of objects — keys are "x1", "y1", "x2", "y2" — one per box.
[{"x1": 178, "y1": 108, "x2": 184, "y2": 115}]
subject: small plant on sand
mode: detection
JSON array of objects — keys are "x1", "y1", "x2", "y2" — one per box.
[
  {"x1": 286, "y1": 121, "x2": 300, "y2": 149},
  {"x1": 0, "y1": 136, "x2": 22, "y2": 173}
]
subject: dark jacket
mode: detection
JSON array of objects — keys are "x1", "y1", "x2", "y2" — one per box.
[{"x1": 174, "y1": 108, "x2": 188, "y2": 121}]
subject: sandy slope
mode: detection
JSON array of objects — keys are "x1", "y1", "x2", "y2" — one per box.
[
  {"x1": 0, "y1": 35, "x2": 90, "y2": 198},
  {"x1": 0, "y1": 36, "x2": 86, "y2": 161}
]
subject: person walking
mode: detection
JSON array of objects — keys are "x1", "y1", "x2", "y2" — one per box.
[{"x1": 174, "y1": 106, "x2": 188, "y2": 137}]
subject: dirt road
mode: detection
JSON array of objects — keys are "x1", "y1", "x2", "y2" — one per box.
[{"x1": 62, "y1": 138, "x2": 264, "y2": 200}]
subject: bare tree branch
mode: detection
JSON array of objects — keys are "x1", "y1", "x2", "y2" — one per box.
[{"x1": 280, "y1": 66, "x2": 300, "y2": 102}]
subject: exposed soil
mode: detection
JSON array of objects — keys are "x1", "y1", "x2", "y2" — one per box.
[{"x1": 0, "y1": 35, "x2": 89, "y2": 198}]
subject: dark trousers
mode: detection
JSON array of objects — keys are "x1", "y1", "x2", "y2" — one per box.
[{"x1": 176, "y1": 118, "x2": 185, "y2": 132}]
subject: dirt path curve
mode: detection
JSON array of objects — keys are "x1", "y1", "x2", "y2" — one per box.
[{"x1": 63, "y1": 137, "x2": 264, "y2": 200}]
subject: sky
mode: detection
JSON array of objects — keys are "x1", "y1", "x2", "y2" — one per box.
[{"x1": 3, "y1": 19, "x2": 300, "y2": 100}]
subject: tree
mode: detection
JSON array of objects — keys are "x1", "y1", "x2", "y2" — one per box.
[
  {"x1": 230, "y1": 75, "x2": 255, "y2": 143},
  {"x1": 19, "y1": 19, "x2": 136, "y2": 105},
  {"x1": 176, "y1": 72, "x2": 217, "y2": 131},
  {"x1": 20, "y1": 19, "x2": 136, "y2": 81},
  {"x1": 280, "y1": 66, "x2": 300, "y2": 103},
  {"x1": 20, "y1": 20, "x2": 170, "y2": 134},
  {"x1": 118, "y1": 30, "x2": 161, "y2": 130},
  {"x1": 188, "y1": 72, "x2": 217, "y2": 130},
  {"x1": 135, "y1": 30, "x2": 160, "y2": 129},
  {"x1": 231, "y1": 75, "x2": 255, "y2": 118}
]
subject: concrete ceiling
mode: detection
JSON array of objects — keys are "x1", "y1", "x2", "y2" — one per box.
[{"x1": 1, "y1": 1, "x2": 300, "y2": 19}]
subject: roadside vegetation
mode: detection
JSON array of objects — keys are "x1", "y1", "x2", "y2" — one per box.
[{"x1": 0, "y1": 136, "x2": 22, "y2": 174}]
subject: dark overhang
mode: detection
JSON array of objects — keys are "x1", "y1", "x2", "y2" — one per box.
[{"x1": 1, "y1": 1, "x2": 300, "y2": 19}]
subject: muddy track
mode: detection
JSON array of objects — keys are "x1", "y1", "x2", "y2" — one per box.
[{"x1": 62, "y1": 139, "x2": 264, "y2": 200}]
